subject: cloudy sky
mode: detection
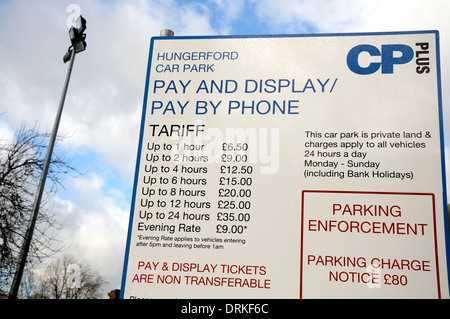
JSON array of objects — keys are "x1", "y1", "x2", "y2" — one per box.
[{"x1": 1, "y1": 0, "x2": 450, "y2": 298}]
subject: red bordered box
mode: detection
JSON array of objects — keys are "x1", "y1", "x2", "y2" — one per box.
[{"x1": 300, "y1": 190, "x2": 440, "y2": 299}]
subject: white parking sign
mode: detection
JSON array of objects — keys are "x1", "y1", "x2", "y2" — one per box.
[{"x1": 121, "y1": 31, "x2": 449, "y2": 299}]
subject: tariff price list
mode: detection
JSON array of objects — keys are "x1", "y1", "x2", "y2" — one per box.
[
  {"x1": 217, "y1": 142, "x2": 254, "y2": 236},
  {"x1": 136, "y1": 140, "x2": 255, "y2": 243}
]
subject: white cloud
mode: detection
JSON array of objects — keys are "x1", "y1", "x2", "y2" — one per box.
[
  {"x1": 0, "y1": 116, "x2": 15, "y2": 142},
  {"x1": 251, "y1": 0, "x2": 450, "y2": 33},
  {"x1": 51, "y1": 173, "x2": 129, "y2": 297}
]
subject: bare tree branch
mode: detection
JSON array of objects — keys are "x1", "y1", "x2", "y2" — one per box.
[
  {"x1": 0, "y1": 123, "x2": 80, "y2": 291},
  {"x1": 31, "y1": 255, "x2": 106, "y2": 299}
]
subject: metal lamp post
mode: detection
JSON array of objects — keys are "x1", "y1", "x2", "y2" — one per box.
[{"x1": 9, "y1": 15, "x2": 87, "y2": 299}]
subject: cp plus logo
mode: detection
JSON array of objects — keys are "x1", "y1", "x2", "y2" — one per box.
[{"x1": 347, "y1": 44, "x2": 414, "y2": 75}]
